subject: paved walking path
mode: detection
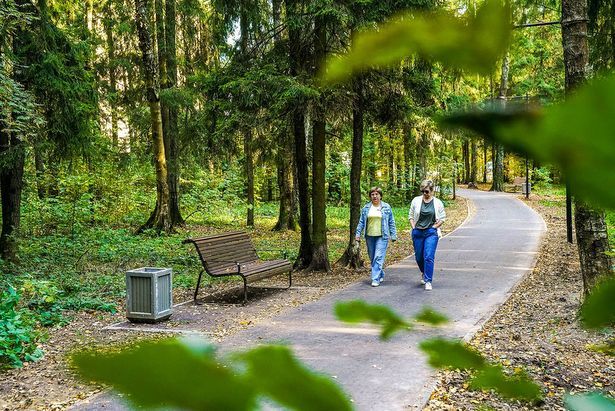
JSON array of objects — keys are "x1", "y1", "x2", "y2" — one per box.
[{"x1": 71, "y1": 188, "x2": 545, "y2": 410}]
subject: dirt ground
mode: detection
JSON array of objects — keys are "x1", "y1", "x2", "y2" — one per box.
[
  {"x1": 0, "y1": 198, "x2": 468, "y2": 411},
  {"x1": 425, "y1": 190, "x2": 615, "y2": 410}
]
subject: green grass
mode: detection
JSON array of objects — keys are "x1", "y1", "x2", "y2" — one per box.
[
  {"x1": 0, "y1": 202, "x2": 412, "y2": 315},
  {"x1": 532, "y1": 185, "x2": 614, "y2": 250},
  {"x1": 0, "y1": 197, "x2": 466, "y2": 369}
]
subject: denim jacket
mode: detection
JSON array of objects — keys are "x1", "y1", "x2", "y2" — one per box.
[{"x1": 355, "y1": 201, "x2": 397, "y2": 241}]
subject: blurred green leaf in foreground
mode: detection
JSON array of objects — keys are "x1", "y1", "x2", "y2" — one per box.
[
  {"x1": 237, "y1": 345, "x2": 353, "y2": 411},
  {"x1": 443, "y1": 75, "x2": 615, "y2": 209},
  {"x1": 419, "y1": 338, "x2": 543, "y2": 402},
  {"x1": 335, "y1": 300, "x2": 541, "y2": 402},
  {"x1": 564, "y1": 392, "x2": 615, "y2": 411},
  {"x1": 73, "y1": 337, "x2": 352, "y2": 411},
  {"x1": 323, "y1": 0, "x2": 511, "y2": 84},
  {"x1": 579, "y1": 276, "x2": 615, "y2": 330},
  {"x1": 334, "y1": 299, "x2": 412, "y2": 339}
]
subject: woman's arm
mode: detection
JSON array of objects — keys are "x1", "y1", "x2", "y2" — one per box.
[
  {"x1": 355, "y1": 207, "x2": 366, "y2": 241},
  {"x1": 433, "y1": 199, "x2": 446, "y2": 229},
  {"x1": 408, "y1": 199, "x2": 416, "y2": 229}
]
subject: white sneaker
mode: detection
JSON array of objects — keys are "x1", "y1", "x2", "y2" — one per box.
[
  {"x1": 371, "y1": 280, "x2": 380, "y2": 287},
  {"x1": 420, "y1": 277, "x2": 426, "y2": 285},
  {"x1": 425, "y1": 282, "x2": 432, "y2": 291}
]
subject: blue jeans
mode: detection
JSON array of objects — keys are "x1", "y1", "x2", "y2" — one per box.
[
  {"x1": 365, "y1": 235, "x2": 389, "y2": 282},
  {"x1": 412, "y1": 227, "x2": 439, "y2": 283}
]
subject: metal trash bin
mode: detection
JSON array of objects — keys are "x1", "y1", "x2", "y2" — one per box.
[
  {"x1": 126, "y1": 267, "x2": 172, "y2": 323},
  {"x1": 521, "y1": 182, "x2": 532, "y2": 195}
]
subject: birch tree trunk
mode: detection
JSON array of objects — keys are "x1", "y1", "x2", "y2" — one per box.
[
  {"x1": 470, "y1": 139, "x2": 477, "y2": 183},
  {"x1": 135, "y1": 0, "x2": 171, "y2": 233},
  {"x1": 561, "y1": 0, "x2": 614, "y2": 295},
  {"x1": 240, "y1": 4, "x2": 254, "y2": 227}
]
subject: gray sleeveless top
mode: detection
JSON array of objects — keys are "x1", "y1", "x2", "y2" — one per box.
[{"x1": 416, "y1": 200, "x2": 436, "y2": 229}]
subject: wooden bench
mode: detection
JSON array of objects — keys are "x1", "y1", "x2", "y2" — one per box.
[
  {"x1": 512, "y1": 176, "x2": 531, "y2": 194},
  {"x1": 183, "y1": 231, "x2": 292, "y2": 304}
]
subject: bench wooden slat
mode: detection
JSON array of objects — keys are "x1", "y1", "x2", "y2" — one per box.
[
  {"x1": 195, "y1": 236, "x2": 255, "y2": 248},
  {"x1": 200, "y1": 248, "x2": 258, "y2": 262},
  {"x1": 185, "y1": 231, "x2": 292, "y2": 303},
  {"x1": 192, "y1": 235, "x2": 249, "y2": 247},
  {"x1": 198, "y1": 243, "x2": 257, "y2": 257}
]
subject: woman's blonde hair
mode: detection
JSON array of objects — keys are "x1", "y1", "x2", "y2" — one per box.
[{"x1": 420, "y1": 179, "x2": 435, "y2": 192}]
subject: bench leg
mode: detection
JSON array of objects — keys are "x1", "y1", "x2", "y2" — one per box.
[
  {"x1": 288, "y1": 270, "x2": 292, "y2": 288},
  {"x1": 243, "y1": 277, "x2": 248, "y2": 305},
  {"x1": 194, "y1": 270, "x2": 204, "y2": 304}
]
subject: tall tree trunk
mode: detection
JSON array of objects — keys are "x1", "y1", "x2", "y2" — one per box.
[
  {"x1": 388, "y1": 135, "x2": 395, "y2": 187},
  {"x1": 155, "y1": 0, "x2": 167, "y2": 86},
  {"x1": 86, "y1": 0, "x2": 94, "y2": 32},
  {"x1": 272, "y1": 0, "x2": 296, "y2": 231},
  {"x1": 307, "y1": 13, "x2": 330, "y2": 272},
  {"x1": 337, "y1": 74, "x2": 364, "y2": 269},
  {"x1": 165, "y1": 0, "x2": 183, "y2": 225},
  {"x1": 414, "y1": 130, "x2": 428, "y2": 196},
  {"x1": 34, "y1": 145, "x2": 45, "y2": 199},
  {"x1": 367, "y1": 137, "x2": 377, "y2": 187},
  {"x1": 462, "y1": 139, "x2": 470, "y2": 183},
  {"x1": 240, "y1": 4, "x2": 254, "y2": 227},
  {"x1": 403, "y1": 123, "x2": 414, "y2": 203},
  {"x1": 181, "y1": 11, "x2": 193, "y2": 75},
  {"x1": 273, "y1": 128, "x2": 297, "y2": 230},
  {"x1": 244, "y1": 128, "x2": 255, "y2": 227},
  {"x1": 482, "y1": 140, "x2": 487, "y2": 183},
  {"x1": 104, "y1": 0, "x2": 118, "y2": 146},
  {"x1": 286, "y1": 0, "x2": 311, "y2": 267},
  {"x1": 135, "y1": 0, "x2": 171, "y2": 233},
  {"x1": 0, "y1": 132, "x2": 25, "y2": 263},
  {"x1": 0, "y1": 0, "x2": 35, "y2": 260},
  {"x1": 470, "y1": 138, "x2": 477, "y2": 183},
  {"x1": 491, "y1": 54, "x2": 508, "y2": 192},
  {"x1": 562, "y1": 0, "x2": 614, "y2": 295}
]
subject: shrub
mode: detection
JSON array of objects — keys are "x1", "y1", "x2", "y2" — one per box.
[
  {"x1": 532, "y1": 166, "x2": 553, "y2": 188},
  {"x1": 0, "y1": 286, "x2": 44, "y2": 369}
]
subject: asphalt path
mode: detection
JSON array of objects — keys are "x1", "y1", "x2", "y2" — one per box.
[{"x1": 71, "y1": 188, "x2": 546, "y2": 410}]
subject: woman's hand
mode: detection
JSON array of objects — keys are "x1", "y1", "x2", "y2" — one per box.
[{"x1": 355, "y1": 236, "x2": 360, "y2": 242}]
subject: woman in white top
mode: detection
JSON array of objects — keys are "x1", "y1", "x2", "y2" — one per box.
[{"x1": 409, "y1": 180, "x2": 446, "y2": 290}]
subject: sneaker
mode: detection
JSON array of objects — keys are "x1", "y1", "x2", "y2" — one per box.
[
  {"x1": 420, "y1": 277, "x2": 426, "y2": 285},
  {"x1": 425, "y1": 282, "x2": 432, "y2": 291},
  {"x1": 371, "y1": 280, "x2": 380, "y2": 287},
  {"x1": 379, "y1": 277, "x2": 384, "y2": 284}
]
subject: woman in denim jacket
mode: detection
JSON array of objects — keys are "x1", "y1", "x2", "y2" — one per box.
[
  {"x1": 355, "y1": 187, "x2": 397, "y2": 287},
  {"x1": 409, "y1": 179, "x2": 446, "y2": 291}
]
